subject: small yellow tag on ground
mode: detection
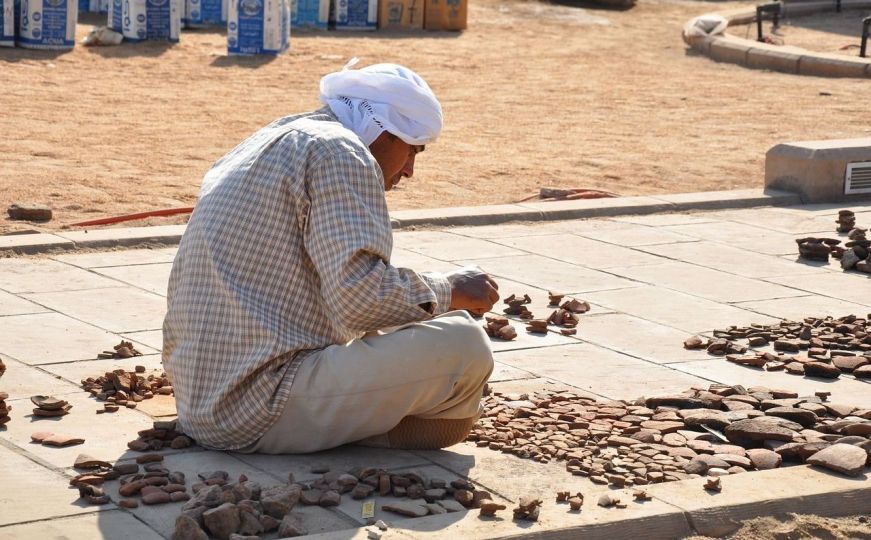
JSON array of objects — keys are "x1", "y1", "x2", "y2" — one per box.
[{"x1": 362, "y1": 500, "x2": 376, "y2": 519}]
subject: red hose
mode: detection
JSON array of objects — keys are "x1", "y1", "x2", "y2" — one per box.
[{"x1": 69, "y1": 207, "x2": 195, "y2": 227}]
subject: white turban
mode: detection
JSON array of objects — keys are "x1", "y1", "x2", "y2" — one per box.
[{"x1": 319, "y1": 59, "x2": 443, "y2": 147}]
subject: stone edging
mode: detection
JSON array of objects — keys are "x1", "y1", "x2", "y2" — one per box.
[
  {"x1": 0, "y1": 189, "x2": 801, "y2": 255},
  {"x1": 683, "y1": 1, "x2": 871, "y2": 78}
]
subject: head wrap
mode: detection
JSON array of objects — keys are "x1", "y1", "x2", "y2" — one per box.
[{"x1": 319, "y1": 59, "x2": 443, "y2": 146}]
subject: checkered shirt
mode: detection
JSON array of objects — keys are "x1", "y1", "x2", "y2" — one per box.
[{"x1": 163, "y1": 108, "x2": 452, "y2": 450}]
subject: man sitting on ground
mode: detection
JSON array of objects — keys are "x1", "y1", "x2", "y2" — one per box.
[{"x1": 163, "y1": 62, "x2": 499, "y2": 454}]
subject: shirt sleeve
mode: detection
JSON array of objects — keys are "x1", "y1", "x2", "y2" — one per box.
[{"x1": 303, "y1": 150, "x2": 451, "y2": 332}]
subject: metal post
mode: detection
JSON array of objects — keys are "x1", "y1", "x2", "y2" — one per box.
[
  {"x1": 861, "y1": 16, "x2": 871, "y2": 58},
  {"x1": 836, "y1": 0, "x2": 841, "y2": 12},
  {"x1": 756, "y1": 2, "x2": 782, "y2": 42}
]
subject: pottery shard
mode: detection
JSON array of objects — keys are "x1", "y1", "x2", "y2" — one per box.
[
  {"x1": 172, "y1": 515, "x2": 209, "y2": 540},
  {"x1": 74, "y1": 454, "x2": 112, "y2": 470},
  {"x1": 438, "y1": 499, "x2": 466, "y2": 512},
  {"x1": 136, "y1": 454, "x2": 164, "y2": 464},
  {"x1": 30, "y1": 431, "x2": 54, "y2": 443},
  {"x1": 261, "y1": 484, "x2": 301, "y2": 518},
  {"x1": 746, "y1": 449, "x2": 782, "y2": 470},
  {"x1": 479, "y1": 500, "x2": 507, "y2": 517},
  {"x1": 806, "y1": 444, "x2": 868, "y2": 477},
  {"x1": 8, "y1": 203, "x2": 52, "y2": 221},
  {"x1": 640, "y1": 420, "x2": 685, "y2": 434},
  {"x1": 114, "y1": 462, "x2": 139, "y2": 475},
  {"x1": 831, "y1": 355, "x2": 869, "y2": 372},
  {"x1": 683, "y1": 411, "x2": 731, "y2": 431},
  {"x1": 203, "y1": 503, "x2": 241, "y2": 540},
  {"x1": 319, "y1": 490, "x2": 341, "y2": 507},
  {"x1": 454, "y1": 489, "x2": 475, "y2": 508},
  {"x1": 277, "y1": 513, "x2": 307, "y2": 537},
  {"x1": 512, "y1": 497, "x2": 542, "y2": 521},
  {"x1": 683, "y1": 336, "x2": 705, "y2": 350},
  {"x1": 853, "y1": 365, "x2": 871, "y2": 379},
  {"x1": 724, "y1": 418, "x2": 799, "y2": 445},
  {"x1": 764, "y1": 407, "x2": 818, "y2": 428},
  {"x1": 804, "y1": 362, "x2": 841, "y2": 379},
  {"x1": 382, "y1": 501, "x2": 429, "y2": 517},
  {"x1": 42, "y1": 434, "x2": 85, "y2": 447},
  {"x1": 143, "y1": 491, "x2": 172, "y2": 505}
]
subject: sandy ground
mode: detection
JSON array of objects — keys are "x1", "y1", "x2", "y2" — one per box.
[
  {"x1": 685, "y1": 514, "x2": 871, "y2": 539},
  {"x1": 732, "y1": 10, "x2": 869, "y2": 56},
  {"x1": 1, "y1": 0, "x2": 870, "y2": 233}
]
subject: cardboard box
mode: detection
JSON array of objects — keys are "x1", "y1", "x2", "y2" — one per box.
[
  {"x1": 424, "y1": 0, "x2": 464, "y2": 31},
  {"x1": 378, "y1": 0, "x2": 423, "y2": 30}
]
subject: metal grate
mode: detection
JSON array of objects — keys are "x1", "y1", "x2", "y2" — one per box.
[{"x1": 845, "y1": 162, "x2": 871, "y2": 195}]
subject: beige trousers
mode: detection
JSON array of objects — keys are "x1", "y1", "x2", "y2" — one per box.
[{"x1": 241, "y1": 310, "x2": 494, "y2": 454}]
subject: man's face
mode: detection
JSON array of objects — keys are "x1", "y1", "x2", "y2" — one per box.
[{"x1": 369, "y1": 132, "x2": 425, "y2": 192}]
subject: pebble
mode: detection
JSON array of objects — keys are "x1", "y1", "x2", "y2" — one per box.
[{"x1": 7, "y1": 202, "x2": 52, "y2": 221}]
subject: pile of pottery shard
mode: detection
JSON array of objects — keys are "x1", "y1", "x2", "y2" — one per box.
[
  {"x1": 81, "y1": 366, "x2": 174, "y2": 413},
  {"x1": 126, "y1": 419, "x2": 194, "y2": 452},
  {"x1": 482, "y1": 292, "x2": 589, "y2": 340},
  {"x1": 32, "y1": 394, "x2": 72, "y2": 417},
  {"x1": 96, "y1": 340, "x2": 144, "y2": 359},
  {"x1": 686, "y1": 315, "x2": 871, "y2": 379},
  {"x1": 0, "y1": 358, "x2": 8, "y2": 427},
  {"x1": 796, "y1": 210, "x2": 870, "y2": 273},
  {"x1": 468, "y1": 384, "x2": 871, "y2": 485}
]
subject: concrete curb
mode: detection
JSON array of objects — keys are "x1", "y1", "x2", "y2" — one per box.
[
  {"x1": 0, "y1": 189, "x2": 801, "y2": 255},
  {"x1": 684, "y1": 2, "x2": 871, "y2": 78}
]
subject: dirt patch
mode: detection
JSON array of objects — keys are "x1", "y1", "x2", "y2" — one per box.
[
  {"x1": 2, "y1": 0, "x2": 870, "y2": 234},
  {"x1": 731, "y1": 10, "x2": 869, "y2": 56},
  {"x1": 685, "y1": 513, "x2": 871, "y2": 539}
]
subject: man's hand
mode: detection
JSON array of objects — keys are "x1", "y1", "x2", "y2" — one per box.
[{"x1": 445, "y1": 266, "x2": 500, "y2": 317}]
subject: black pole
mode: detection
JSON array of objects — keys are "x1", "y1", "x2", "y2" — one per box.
[
  {"x1": 861, "y1": 16, "x2": 871, "y2": 58},
  {"x1": 756, "y1": 3, "x2": 781, "y2": 42},
  {"x1": 836, "y1": 0, "x2": 841, "y2": 12}
]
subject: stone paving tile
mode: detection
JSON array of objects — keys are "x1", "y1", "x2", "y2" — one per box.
[
  {"x1": 764, "y1": 272, "x2": 871, "y2": 306},
  {"x1": 636, "y1": 241, "x2": 820, "y2": 279},
  {"x1": 769, "y1": 203, "x2": 871, "y2": 216},
  {"x1": 572, "y1": 313, "x2": 711, "y2": 365},
  {"x1": 0, "y1": 511, "x2": 164, "y2": 540},
  {"x1": 491, "y1": 234, "x2": 665, "y2": 270},
  {"x1": 93, "y1": 263, "x2": 172, "y2": 296},
  {"x1": 0, "y1": 391, "x2": 157, "y2": 469},
  {"x1": 393, "y1": 231, "x2": 523, "y2": 261},
  {"x1": 0, "y1": 444, "x2": 107, "y2": 526},
  {"x1": 0, "y1": 289, "x2": 49, "y2": 316},
  {"x1": 52, "y1": 247, "x2": 178, "y2": 268},
  {"x1": 0, "y1": 312, "x2": 118, "y2": 365},
  {"x1": 43, "y1": 353, "x2": 164, "y2": 389},
  {"x1": 0, "y1": 258, "x2": 123, "y2": 294},
  {"x1": 488, "y1": 361, "x2": 536, "y2": 383},
  {"x1": 779, "y1": 254, "x2": 844, "y2": 273},
  {"x1": 734, "y1": 294, "x2": 871, "y2": 321},
  {"x1": 0, "y1": 355, "x2": 82, "y2": 401},
  {"x1": 101, "y1": 451, "x2": 356, "y2": 538},
  {"x1": 610, "y1": 213, "x2": 721, "y2": 226},
  {"x1": 446, "y1": 220, "x2": 591, "y2": 239},
  {"x1": 713, "y1": 208, "x2": 849, "y2": 234},
  {"x1": 668, "y1": 360, "x2": 871, "y2": 408},
  {"x1": 494, "y1": 343, "x2": 711, "y2": 399},
  {"x1": 390, "y1": 248, "x2": 461, "y2": 274},
  {"x1": 485, "y1": 276, "x2": 616, "y2": 318},
  {"x1": 22, "y1": 286, "x2": 166, "y2": 333},
  {"x1": 415, "y1": 443, "x2": 598, "y2": 503},
  {"x1": 607, "y1": 261, "x2": 807, "y2": 303},
  {"x1": 584, "y1": 286, "x2": 781, "y2": 334},
  {"x1": 121, "y1": 330, "x2": 164, "y2": 351},
  {"x1": 231, "y1": 446, "x2": 432, "y2": 486},
  {"x1": 459, "y1": 254, "x2": 640, "y2": 295},
  {"x1": 660, "y1": 220, "x2": 836, "y2": 256},
  {"x1": 485, "y1": 322, "x2": 580, "y2": 354},
  {"x1": 487, "y1": 377, "x2": 589, "y2": 397},
  {"x1": 576, "y1": 224, "x2": 699, "y2": 247}
]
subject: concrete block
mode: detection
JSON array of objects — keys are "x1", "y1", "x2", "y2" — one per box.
[
  {"x1": 708, "y1": 37, "x2": 751, "y2": 65},
  {"x1": 798, "y1": 53, "x2": 871, "y2": 78},
  {"x1": 765, "y1": 138, "x2": 871, "y2": 202},
  {"x1": 746, "y1": 46, "x2": 801, "y2": 74}
]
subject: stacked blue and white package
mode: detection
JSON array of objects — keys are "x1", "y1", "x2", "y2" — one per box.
[
  {"x1": 78, "y1": 0, "x2": 107, "y2": 13},
  {"x1": 184, "y1": 0, "x2": 226, "y2": 27},
  {"x1": 329, "y1": 0, "x2": 374, "y2": 30},
  {"x1": 227, "y1": 0, "x2": 288, "y2": 55},
  {"x1": 1, "y1": 0, "x2": 14, "y2": 47},
  {"x1": 16, "y1": 0, "x2": 77, "y2": 49},
  {"x1": 291, "y1": 0, "x2": 325, "y2": 28},
  {"x1": 118, "y1": 0, "x2": 182, "y2": 42}
]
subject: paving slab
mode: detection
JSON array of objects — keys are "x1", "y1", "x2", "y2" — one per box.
[
  {"x1": 121, "y1": 330, "x2": 164, "y2": 351},
  {"x1": 764, "y1": 272, "x2": 871, "y2": 306},
  {"x1": 43, "y1": 353, "x2": 164, "y2": 389},
  {"x1": 0, "y1": 444, "x2": 107, "y2": 526},
  {"x1": 610, "y1": 213, "x2": 721, "y2": 226},
  {"x1": 0, "y1": 289, "x2": 50, "y2": 317},
  {"x1": 0, "y1": 312, "x2": 118, "y2": 365},
  {"x1": 0, "y1": 391, "x2": 157, "y2": 469},
  {"x1": 390, "y1": 248, "x2": 462, "y2": 274},
  {"x1": 0, "y1": 354, "x2": 82, "y2": 400},
  {"x1": 460, "y1": 254, "x2": 640, "y2": 295},
  {"x1": 734, "y1": 294, "x2": 871, "y2": 320},
  {"x1": 490, "y1": 234, "x2": 666, "y2": 269},
  {"x1": 607, "y1": 261, "x2": 807, "y2": 303},
  {"x1": 488, "y1": 361, "x2": 537, "y2": 383},
  {"x1": 93, "y1": 263, "x2": 172, "y2": 296},
  {"x1": 0, "y1": 232, "x2": 74, "y2": 254},
  {"x1": 487, "y1": 377, "x2": 587, "y2": 397},
  {"x1": 779, "y1": 253, "x2": 845, "y2": 273},
  {"x1": 572, "y1": 313, "x2": 711, "y2": 364},
  {"x1": 575, "y1": 224, "x2": 699, "y2": 247},
  {"x1": 645, "y1": 466, "x2": 871, "y2": 538},
  {"x1": 495, "y1": 343, "x2": 711, "y2": 398},
  {"x1": 0, "y1": 510, "x2": 164, "y2": 540},
  {"x1": 584, "y1": 286, "x2": 781, "y2": 334},
  {"x1": 52, "y1": 247, "x2": 178, "y2": 268},
  {"x1": 54, "y1": 225, "x2": 186, "y2": 249},
  {"x1": 446, "y1": 219, "x2": 610, "y2": 239},
  {"x1": 708, "y1": 208, "x2": 843, "y2": 235},
  {"x1": 0, "y1": 258, "x2": 123, "y2": 294},
  {"x1": 660, "y1": 219, "x2": 831, "y2": 256},
  {"x1": 392, "y1": 231, "x2": 523, "y2": 261},
  {"x1": 485, "y1": 276, "x2": 616, "y2": 318},
  {"x1": 22, "y1": 286, "x2": 167, "y2": 333},
  {"x1": 101, "y1": 450, "x2": 356, "y2": 538},
  {"x1": 668, "y1": 359, "x2": 871, "y2": 408}
]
